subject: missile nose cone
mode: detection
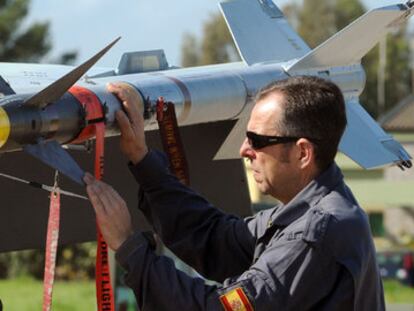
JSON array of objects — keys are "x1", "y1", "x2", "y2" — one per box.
[{"x1": 0, "y1": 106, "x2": 10, "y2": 148}]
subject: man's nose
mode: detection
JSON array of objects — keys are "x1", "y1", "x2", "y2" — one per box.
[{"x1": 240, "y1": 138, "x2": 255, "y2": 159}]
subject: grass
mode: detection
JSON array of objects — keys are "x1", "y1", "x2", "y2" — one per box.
[
  {"x1": 0, "y1": 276, "x2": 96, "y2": 311},
  {"x1": 0, "y1": 277, "x2": 413, "y2": 309},
  {"x1": 384, "y1": 280, "x2": 414, "y2": 304}
]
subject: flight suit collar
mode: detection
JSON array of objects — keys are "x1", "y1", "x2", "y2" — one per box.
[{"x1": 270, "y1": 163, "x2": 344, "y2": 227}]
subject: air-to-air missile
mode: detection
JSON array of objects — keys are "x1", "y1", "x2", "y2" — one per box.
[{"x1": 0, "y1": 0, "x2": 413, "y2": 251}]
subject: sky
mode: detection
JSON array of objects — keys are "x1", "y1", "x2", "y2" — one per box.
[{"x1": 25, "y1": 0, "x2": 407, "y2": 68}]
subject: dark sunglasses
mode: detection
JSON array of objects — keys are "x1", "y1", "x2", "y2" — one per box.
[{"x1": 246, "y1": 131, "x2": 301, "y2": 149}]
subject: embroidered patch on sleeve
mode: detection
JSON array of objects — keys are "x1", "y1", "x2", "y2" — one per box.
[{"x1": 219, "y1": 287, "x2": 254, "y2": 311}]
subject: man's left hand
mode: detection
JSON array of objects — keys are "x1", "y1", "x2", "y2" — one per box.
[{"x1": 84, "y1": 173, "x2": 134, "y2": 251}]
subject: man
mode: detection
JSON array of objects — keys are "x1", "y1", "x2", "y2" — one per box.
[{"x1": 85, "y1": 77, "x2": 385, "y2": 310}]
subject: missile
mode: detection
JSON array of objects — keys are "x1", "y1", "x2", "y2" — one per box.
[{"x1": 0, "y1": 0, "x2": 412, "y2": 188}]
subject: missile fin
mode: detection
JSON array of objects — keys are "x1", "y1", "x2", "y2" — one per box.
[
  {"x1": 219, "y1": 0, "x2": 310, "y2": 65},
  {"x1": 286, "y1": 4, "x2": 414, "y2": 72},
  {"x1": 339, "y1": 100, "x2": 412, "y2": 169},
  {"x1": 214, "y1": 104, "x2": 253, "y2": 160},
  {"x1": 0, "y1": 75, "x2": 15, "y2": 96},
  {"x1": 24, "y1": 140, "x2": 85, "y2": 185},
  {"x1": 23, "y1": 37, "x2": 121, "y2": 108}
]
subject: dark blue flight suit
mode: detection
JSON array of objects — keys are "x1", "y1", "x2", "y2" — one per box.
[{"x1": 116, "y1": 150, "x2": 385, "y2": 310}]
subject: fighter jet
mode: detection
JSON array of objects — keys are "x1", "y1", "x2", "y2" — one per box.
[{"x1": 0, "y1": 0, "x2": 412, "y2": 252}]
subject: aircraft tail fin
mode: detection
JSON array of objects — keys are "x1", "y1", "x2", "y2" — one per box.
[
  {"x1": 219, "y1": 0, "x2": 310, "y2": 65},
  {"x1": 286, "y1": 3, "x2": 414, "y2": 72}
]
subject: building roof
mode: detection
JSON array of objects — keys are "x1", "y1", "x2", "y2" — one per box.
[{"x1": 380, "y1": 95, "x2": 414, "y2": 132}]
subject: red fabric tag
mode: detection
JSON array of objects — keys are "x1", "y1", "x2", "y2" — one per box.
[
  {"x1": 156, "y1": 97, "x2": 190, "y2": 186},
  {"x1": 94, "y1": 122, "x2": 115, "y2": 311},
  {"x1": 42, "y1": 188, "x2": 60, "y2": 311}
]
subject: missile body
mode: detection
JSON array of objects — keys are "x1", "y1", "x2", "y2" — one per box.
[{"x1": 0, "y1": 63, "x2": 365, "y2": 153}]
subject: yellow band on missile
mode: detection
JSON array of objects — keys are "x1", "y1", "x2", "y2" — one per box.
[{"x1": 0, "y1": 107, "x2": 10, "y2": 148}]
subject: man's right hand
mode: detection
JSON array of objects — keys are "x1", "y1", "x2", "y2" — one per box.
[
  {"x1": 107, "y1": 82, "x2": 148, "y2": 165},
  {"x1": 84, "y1": 173, "x2": 133, "y2": 251}
]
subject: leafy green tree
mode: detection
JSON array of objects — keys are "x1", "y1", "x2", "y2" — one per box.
[
  {"x1": 0, "y1": 0, "x2": 51, "y2": 62},
  {"x1": 334, "y1": 0, "x2": 365, "y2": 30},
  {"x1": 385, "y1": 29, "x2": 412, "y2": 112},
  {"x1": 54, "y1": 51, "x2": 78, "y2": 65},
  {"x1": 180, "y1": 13, "x2": 239, "y2": 67},
  {"x1": 180, "y1": 33, "x2": 201, "y2": 68},
  {"x1": 200, "y1": 13, "x2": 238, "y2": 65},
  {"x1": 297, "y1": 0, "x2": 336, "y2": 48}
]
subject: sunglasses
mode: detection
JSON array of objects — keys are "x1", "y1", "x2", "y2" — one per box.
[{"x1": 246, "y1": 131, "x2": 301, "y2": 149}]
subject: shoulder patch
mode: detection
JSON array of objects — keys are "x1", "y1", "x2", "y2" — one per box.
[{"x1": 219, "y1": 287, "x2": 254, "y2": 311}]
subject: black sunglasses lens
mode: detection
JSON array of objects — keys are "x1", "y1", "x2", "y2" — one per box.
[
  {"x1": 246, "y1": 131, "x2": 301, "y2": 150},
  {"x1": 247, "y1": 132, "x2": 266, "y2": 149}
]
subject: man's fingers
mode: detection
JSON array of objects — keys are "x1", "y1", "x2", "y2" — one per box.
[
  {"x1": 107, "y1": 82, "x2": 148, "y2": 164},
  {"x1": 116, "y1": 110, "x2": 137, "y2": 139},
  {"x1": 93, "y1": 180, "x2": 119, "y2": 214},
  {"x1": 107, "y1": 82, "x2": 143, "y2": 122},
  {"x1": 106, "y1": 185, "x2": 127, "y2": 211},
  {"x1": 83, "y1": 172, "x2": 94, "y2": 185},
  {"x1": 86, "y1": 183, "x2": 107, "y2": 217}
]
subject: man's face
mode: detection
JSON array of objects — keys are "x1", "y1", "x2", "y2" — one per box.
[{"x1": 239, "y1": 93, "x2": 299, "y2": 203}]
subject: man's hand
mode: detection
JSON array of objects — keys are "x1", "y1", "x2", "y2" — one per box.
[
  {"x1": 84, "y1": 173, "x2": 134, "y2": 251},
  {"x1": 107, "y1": 82, "x2": 148, "y2": 165}
]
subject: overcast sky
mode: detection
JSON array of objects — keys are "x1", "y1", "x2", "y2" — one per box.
[{"x1": 25, "y1": 0, "x2": 406, "y2": 68}]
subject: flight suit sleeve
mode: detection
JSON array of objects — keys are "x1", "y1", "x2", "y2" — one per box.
[
  {"x1": 116, "y1": 226, "x2": 353, "y2": 311},
  {"x1": 115, "y1": 231, "x2": 224, "y2": 311},
  {"x1": 129, "y1": 150, "x2": 257, "y2": 282}
]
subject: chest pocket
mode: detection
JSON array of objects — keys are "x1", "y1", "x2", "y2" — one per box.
[
  {"x1": 252, "y1": 209, "x2": 329, "y2": 264},
  {"x1": 252, "y1": 222, "x2": 284, "y2": 264}
]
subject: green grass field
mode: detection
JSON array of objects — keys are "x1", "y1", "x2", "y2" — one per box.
[
  {"x1": 0, "y1": 277, "x2": 95, "y2": 311},
  {"x1": 384, "y1": 280, "x2": 414, "y2": 304},
  {"x1": 0, "y1": 277, "x2": 413, "y2": 309}
]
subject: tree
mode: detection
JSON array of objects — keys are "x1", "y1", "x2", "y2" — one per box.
[
  {"x1": 297, "y1": 0, "x2": 336, "y2": 48},
  {"x1": 200, "y1": 13, "x2": 238, "y2": 65},
  {"x1": 50, "y1": 51, "x2": 78, "y2": 65},
  {"x1": 180, "y1": 33, "x2": 201, "y2": 68},
  {"x1": 360, "y1": 30, "x2": 411, "y2": 118},
  {"x1": 334, "y1": 0, "x2": 365, "y2": 30},
  {"x1": 0, "y1": 0, "x2": 51, "y2": 62},
  {"x1": 180, "y1": 13, "x2": 239, "y2": 67}
]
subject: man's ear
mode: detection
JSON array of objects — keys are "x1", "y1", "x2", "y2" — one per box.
[{"x1": 296, "y1": 138, "x2": 315, "y2": 169}]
